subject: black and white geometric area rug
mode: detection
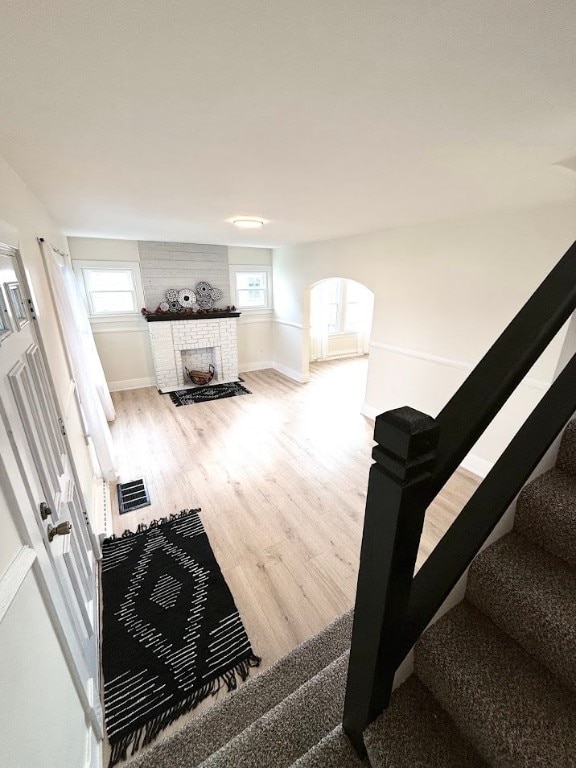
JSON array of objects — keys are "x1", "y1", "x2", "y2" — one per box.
[
  {"x1": 101, "y1": 509, "x2": 260, "y2": 767},
  {"x1": 169, "y1": 380, "x2": 251, "y2": 407}
]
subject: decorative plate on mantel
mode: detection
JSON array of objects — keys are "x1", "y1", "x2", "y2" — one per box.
[{"x1": 178, "y1": 288, "x2": 196, "y2": 308}]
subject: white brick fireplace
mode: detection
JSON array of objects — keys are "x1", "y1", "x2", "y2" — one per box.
[{"x1": 147, "y1": 316, "x2": 239, "y2": 393}]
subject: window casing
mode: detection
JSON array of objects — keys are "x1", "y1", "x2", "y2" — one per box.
[
  {"x1": 230, "y1": 265, "x2": 273, "y2": 311},
  {"x1": 6, "y1": 282, "x2": 28, "y2": 327},
  {"x1": 73, "y1": 260, "x2": 145, "y2": 320},
  {"x1": 325, "y1": 278, "x2": 367, "y2": 335},
  {"x1": 0, "y1": 287, "x2": 12, "y2": 341}
]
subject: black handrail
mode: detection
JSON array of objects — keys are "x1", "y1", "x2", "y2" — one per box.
[{"x1": 343, "y1": 239, "x2": 576, "y2": 754}]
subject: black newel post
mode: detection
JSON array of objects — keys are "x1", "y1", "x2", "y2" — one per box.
[{"x1": 343, "y1": 406, "x2": 439, "y2": 754}]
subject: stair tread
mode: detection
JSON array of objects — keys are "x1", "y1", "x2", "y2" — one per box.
[
  {"x1": 415, "y1": 601, "x2": 576, "y2": 767},
  {"x1": 291, "y1": 726, "x2": 365, "y2": 768},
  {"x1": 127, "y1": 610, "x2": 353, "y2": 767},
  {"x1": 199, "y1": 650, "x2": 349, "y2": 768},
  {"x1": 556, "y1": 418, "x2": 576, "y2": 477},
  {"x1": 467, "y1": 531, "x2": 576, "y2": 691},
  {"x1": 364, "y1": 676, "x2": 487, "y2": 768},
  {"x1": 515, "y1": 467, "x2": 576, "y2": 567}
]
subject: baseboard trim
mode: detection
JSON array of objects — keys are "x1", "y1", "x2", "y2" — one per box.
[
  {"x1": 107, "y1": 376, "x2": 155, "y2": 392},
  {"x1": 273, "y1": 362, "x2": 310, "y2": 383},
  {"x1": 240, "y1": 361, "x2": 274, "y2": 372}
]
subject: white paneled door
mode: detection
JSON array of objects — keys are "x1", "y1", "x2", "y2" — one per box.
[{"x1": 0, "y1": 244, "x2": 102, "y2": 762}]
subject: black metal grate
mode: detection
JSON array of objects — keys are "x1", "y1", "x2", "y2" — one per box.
[{"x1": 117, "y1": 478, "x2": 151, "y2": 514}]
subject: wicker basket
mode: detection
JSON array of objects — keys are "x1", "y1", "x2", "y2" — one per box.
[{"x1": 185, "y1": 363, "x2": 215, "y2": 386}]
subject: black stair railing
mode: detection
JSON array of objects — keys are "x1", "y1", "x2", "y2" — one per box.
[{"x1": 343, "y1": 240, "x2": 576, "y2": 754}]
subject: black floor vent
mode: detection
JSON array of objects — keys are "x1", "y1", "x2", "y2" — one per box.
[{"x1": 117, "y1": 478, "x2": 151, "y2": 514}]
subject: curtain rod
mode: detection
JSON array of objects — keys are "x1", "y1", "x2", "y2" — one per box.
[{"x1": 38, "y1": 237, "x2": 69, "y2": 258}]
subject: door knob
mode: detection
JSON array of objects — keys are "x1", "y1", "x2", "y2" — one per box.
[
  {"x1": 40, "y1": 502, "x2": 52, "y2": 520},
  {"x1": 48, "y1": 521, "x2": 72, "y2": 541}
]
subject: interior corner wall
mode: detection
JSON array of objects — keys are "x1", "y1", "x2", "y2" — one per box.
[{"x1": 272, "y1": 202, "x2": 576, "y2": 471}]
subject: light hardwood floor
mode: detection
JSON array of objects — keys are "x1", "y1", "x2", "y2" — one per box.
[{"x1": 109, "y1": 357, "x2": 480, "y2": 675}]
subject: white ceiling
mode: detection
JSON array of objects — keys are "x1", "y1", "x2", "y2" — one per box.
[{"x1": 1, "y1": 1, "x2": 575, "y2": 247}]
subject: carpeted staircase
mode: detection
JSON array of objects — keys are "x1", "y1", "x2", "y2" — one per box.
[{"x1": 128, "y1": 422, "x2": 576, "y2": 768}]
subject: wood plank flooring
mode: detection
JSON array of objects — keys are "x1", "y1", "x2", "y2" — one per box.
[{"x1": 108, "y1": 356, "x2": 480, "y2": 698}]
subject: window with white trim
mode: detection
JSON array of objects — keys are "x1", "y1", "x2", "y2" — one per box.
[
  {"x1": 6, "y1": 282, "x2": 28, "y2": 327},
  {"x1": 230, "y1": 265, "x2": 273, "y2": 311},
  {"x1": 323, "y1": 278, "x2": 370, "y2": 335},
  {"x1": 0, "y1": 287, "x2": 12, "y2": 340},
  {"x1": 73, "y1": 260, "x2": 145, "y2": 320}
]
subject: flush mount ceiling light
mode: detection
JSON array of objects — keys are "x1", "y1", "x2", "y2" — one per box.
[{"x1": 231, "y1": 217, "x2": 265, "y2": 229}]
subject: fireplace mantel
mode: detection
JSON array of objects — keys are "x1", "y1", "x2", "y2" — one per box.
[{"x1": 144, "y1": 311, "x2": 241, "y2": 322}]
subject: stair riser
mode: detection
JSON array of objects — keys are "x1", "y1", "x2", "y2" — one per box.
[
  {"x1": 556, "y1": 420, "x2": 576, "y2": 477},
  {"x1": 414, "y1": 602, "x2": 576, "y2": 767},
  {"x1": 291, "y1": 726, "x2": 363, "y2": 768},
  {"x1": 127, "y1": 611, "x2": 353, "y2": 767},
  {"x1": 467, "y1": 535, "x2": 576, "y2": 693},
  {"x1": 515, "y1": 471, "x2": 576, "y2": 568},
  {"x1": 199, "y1": 652, "x2": 350, "y2": 768}
]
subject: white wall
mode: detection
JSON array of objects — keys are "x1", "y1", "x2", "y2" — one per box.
[
  {"x1": 68, "y1": 239, "x2": 275, "y2": 387},
  {"x1": 0, "y1": 569, "x2": 89, "y2": 768},
  {"x1": 228, "y1": 246, "x2": 272, "y2": 266},
  {"x1": 0, "y1": 156, "x2": 96, "y2": 767},
  {"x1": 273, "y1": 203, "x2": 576, "y2": 471}
]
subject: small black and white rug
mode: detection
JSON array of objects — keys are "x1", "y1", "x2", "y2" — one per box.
[
  {"x1": 169, "y1": 380, "x2": 251, "y2": 407},
  {"x1": 101, "y1": 509, "x2": 260, "y2": 766}
]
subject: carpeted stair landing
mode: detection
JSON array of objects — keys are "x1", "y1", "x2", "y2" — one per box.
[{"x1": 127, "y1": 421, "x2": 576, "y2": 767}]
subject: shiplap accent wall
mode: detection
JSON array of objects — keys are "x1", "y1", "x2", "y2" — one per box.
[{"x1": 138, "y1": 241, "x2": 231, "y2": 311}]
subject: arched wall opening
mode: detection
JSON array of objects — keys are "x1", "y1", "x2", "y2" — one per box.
[
  {"x1": 296, "y1": 277, "x2": 375, "y2": 411},
  {"x1": 308, "y1": 277, "x2": 374, "y2": 363}
]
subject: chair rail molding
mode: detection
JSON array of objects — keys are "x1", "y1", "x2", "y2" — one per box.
[
  {"x1": 368, "y1": 341, "x2": 549, "y2": 392},
  {"x1": 273, "y1": 318, "x2": 304, "y2": 329}
]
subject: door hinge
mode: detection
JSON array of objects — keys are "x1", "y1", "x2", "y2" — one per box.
[
  {"x1": 58, "y1": 417, "x2": 67, "y2": 436},
  {"x1": 27, "y1": 298, "x2": 37, "y2": 319}
]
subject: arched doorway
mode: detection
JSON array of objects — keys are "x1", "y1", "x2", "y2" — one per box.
[{"x1": 309, "y1": 277, "x2": 374, "y2": 362}]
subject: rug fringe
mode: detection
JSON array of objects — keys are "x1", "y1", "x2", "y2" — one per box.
[
  {"x1": 107, "y1": 652, "x2": 261, "y2": 767},
  {"x1": 103, "y1": 507, "x2": 202, "y2": 544}
]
